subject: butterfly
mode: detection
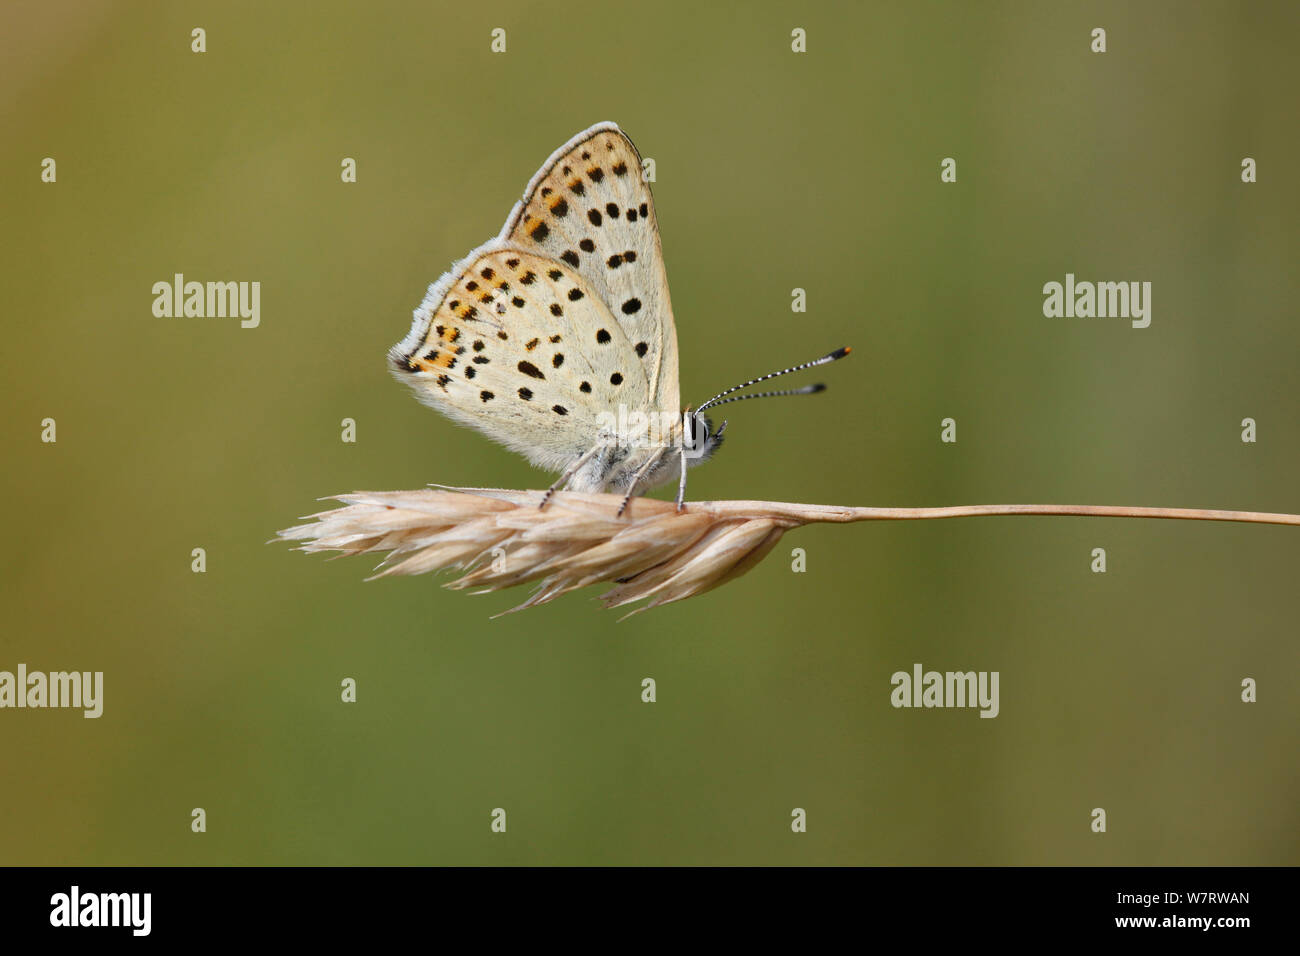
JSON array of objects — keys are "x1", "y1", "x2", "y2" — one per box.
[{"x1": 389, "y1": 122, "x2": 849, "y2": 514}]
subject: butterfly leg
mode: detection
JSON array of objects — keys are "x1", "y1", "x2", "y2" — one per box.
[
  {"x1": 672, "y1": 417, "x2": 723, "y2": 512},
  {"x1": 538, "y1": 441, "x2": 605, "y2": 510},
  {"x1": 675, "y1": 440, "x2": 689, "y2": 512},
  {"x1": 616, "y1": 447, "x2": 668, "y2": 517}
]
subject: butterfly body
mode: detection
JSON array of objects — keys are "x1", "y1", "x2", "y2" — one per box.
[
  {"x1": 392, "y1": 122, "x2": 837, "y2": 509},
  {"x1": 391, "y1": 122, "x2": 713, "y2": 499}
]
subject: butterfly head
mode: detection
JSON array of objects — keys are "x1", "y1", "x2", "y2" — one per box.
[{"x1": 681, "y1": 410, "x2": 725, "y2": 463}]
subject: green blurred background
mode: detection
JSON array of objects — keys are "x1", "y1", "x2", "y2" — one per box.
[{"x1": 2, "y1": 0, "x2": 1297, "y2": 865}]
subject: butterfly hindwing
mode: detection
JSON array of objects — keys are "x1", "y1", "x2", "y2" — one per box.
[
  {"x1": 500, "y1": 122, "x2": 681, "y2": 419},
  {"x1": 390, "y1": 244, "x2": 649, "y2": 472}
]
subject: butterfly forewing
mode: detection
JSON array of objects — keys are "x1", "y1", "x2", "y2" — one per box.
[
  {"x1": 501, "y1": 123, "x2": 680, "y2": 419},
  {"x1": 390, "y1": 246, "x2": 649, "y2": 471}
]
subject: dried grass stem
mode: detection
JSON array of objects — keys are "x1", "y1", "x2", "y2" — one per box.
[{"x1": 279, "y1": 488, "x2": 1300, "y2": 615}]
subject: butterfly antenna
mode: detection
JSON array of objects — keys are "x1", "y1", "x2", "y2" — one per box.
[
  {"x1": 702, "y1": 383, "x2": 827, "y2": 408},
  {"x1": 695, "y1": 346, "x2": 850, "y2": 414}
]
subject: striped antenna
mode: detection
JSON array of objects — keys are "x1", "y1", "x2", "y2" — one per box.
[
  {"x1": 695, "y1": 347, "x2": 850, "y2": 413},
  {"x1": 700, "y1": 383, "x2": 826, "y2": 409}
]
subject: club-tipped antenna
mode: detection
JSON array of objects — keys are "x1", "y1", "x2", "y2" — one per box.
[
  {"x1": 695, "y1": 347, "x2": 850, "y2": 414},
  {"x1": 701, "y1": 383, "x2": 827, "y2": 409}
]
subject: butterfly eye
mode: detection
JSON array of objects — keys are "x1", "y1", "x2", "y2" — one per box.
[{"x1": 684, "y1": 413, "x2": 709, "y2": 452}]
